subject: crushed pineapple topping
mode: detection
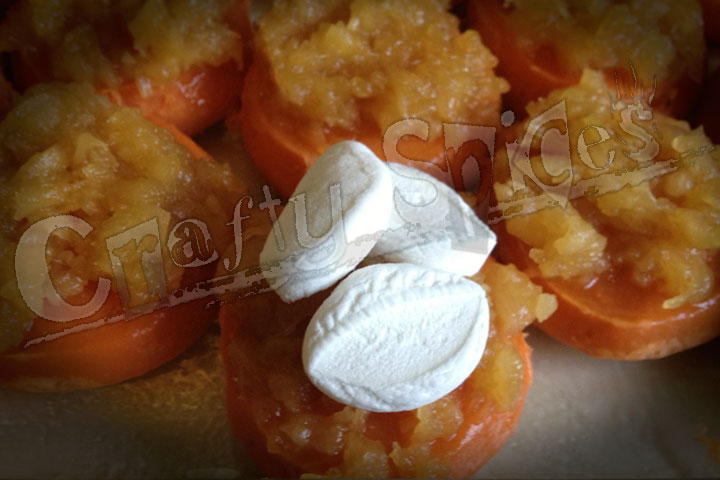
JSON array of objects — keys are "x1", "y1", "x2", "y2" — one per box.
[
  {"x1": 0, "y1": 83, "x2": 241, "y2": 352},
  {"x1": 502, "y1": 0, "x2": 704, "y2": 86},
  {"x1": 257, "y1": 0, "x2": 508, "y2": 139},
  {"x1": 0, "y1": 0, "x2": 243, "y2": 86},
  {"x1": 497, "y1": 70, "x2": 720, "y2": 308}
]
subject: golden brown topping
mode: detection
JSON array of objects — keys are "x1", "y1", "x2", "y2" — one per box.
[
  {"x1": 0, "y1": 0, "x2": 243, "y2": 86},
  {"x1": 257, "y1": 0, "x2": 508, "y2": 138},
  {"x1": 0, "y1": 83, "x2": 242, "y2": 352},
  {"x1": 504, "y1": 0, "x2": 704, "y2": 85},
  {"x1": 497, "y1": 70, "x2": 720, "y2": 308}
]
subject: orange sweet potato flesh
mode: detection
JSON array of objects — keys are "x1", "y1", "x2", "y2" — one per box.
[
  {"x1": 14, "y1": 53, "x2": 245, "y2": 137},
  {"x1": 100, "y1": 61, "x2": 245, "y2": 137},
  {"x1": 0, "y1": 125, "x2": 221, "y2": 391},
  {"x1": 232, "y1": 60, "x2": 454, "y2": 199},
  {"x1": 218, "y1": 216, "x2": 533, "y2": 478},
  {"x1": 220, "y1": 292, "x2": 532, "y2": 478},
  {"x1": 8, "y1": 0, "x2": 251, "y2": 136},
  {"x1": 467, "y1": 0, "x2": 702, "y2": 118},
  {"x1": 494, "y1": 222, "x2": 720, "y2": 360},
  {"x1": 0, "y1": 271, "x2": 216, "y2": 391}
]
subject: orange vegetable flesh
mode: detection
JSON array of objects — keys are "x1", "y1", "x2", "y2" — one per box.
[
  {"x1": 495, "y1": 223, "x2": 720, "y2": 360},
  {"x1": 100, "y1": 60, "x2": 245, "y2": 137},
  {"x1": 2, "y1": 0, "x2": 250, "y2": 135},
  {"x1": 14, "y1": 54, "x2": 246, "y2": 136},
  {"x1": 220, "y1": 289, "x2": 532, "y2": 478},
  {"x1": 234, "y1": 60, "x2": 449, "y2": 199},
  {"x1": 467, "y1": 0, "x2": 572, "y2": 117},
  {"x1": 487, "y1": 68, "x2": 720, "y2": 360},
  {"x1": 467, "y1": 0, "x2": 704, "y2": 117},
  {"x1": 0, "y1": 89, "x2": 242, "y2": 390},
  {"x1": 232, "y1": 0, "x2": 506, "y2": 199},
  {"x1": 0, "y1": 266, "x2": 216, "y2": 391},
  {"x1": 218, "y1": 212, "x2": 546, "y2": 478}
]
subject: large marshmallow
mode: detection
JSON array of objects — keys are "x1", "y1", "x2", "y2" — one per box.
[
  {"x1": 302, "y1": 263, "x2": 490, "y2": 412},
  {"x1": 260, "y1": 141, "x2": 393, "y2": 302},
  {"x1": 371, "y1": 163, "x2": 496, "y2": 276}
]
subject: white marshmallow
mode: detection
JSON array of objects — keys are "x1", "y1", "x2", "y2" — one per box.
[
  {"x1": 302, "y1": 263, "x2": 490, "y2": 413},
  {"x1": 260, "y1": 141, "x2": 393, "y2": 302},
  {"x1": 370, "y1": 163, "x2": 496, "y2": 277}
]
